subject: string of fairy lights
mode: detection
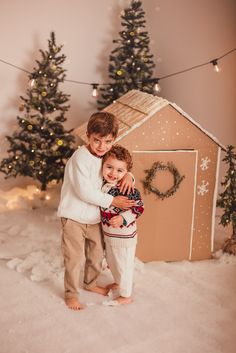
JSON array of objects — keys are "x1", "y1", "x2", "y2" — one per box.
[
  {"x1": 0, "y1": 47, "x2": 235, "y2": 97},
  {"x1": 0, "y1": 48, "x2": 235, "y2": 201}
]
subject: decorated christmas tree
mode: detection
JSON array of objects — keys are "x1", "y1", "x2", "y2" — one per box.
[
  {"x1": 98, "y1": 0, "x2": 156, "y2": 109},
  {"x1": 0, "y1": 32, "x2": 75, "y2": 191},
  {"x1": 217, "y1": 145, "x2": 236, "y2": 254}
]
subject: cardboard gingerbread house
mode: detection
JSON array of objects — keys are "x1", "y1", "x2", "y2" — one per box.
[{"x1": 76, "y1": 90, "x2": 225, "y2": 261}]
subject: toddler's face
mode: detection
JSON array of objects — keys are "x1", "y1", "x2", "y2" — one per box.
[
  {"x1": 102, "y1": 156, "x2": 127, "y2": 184},
  {"x1": 87, "y1": 133, "x2": 114, "y2": 157}
]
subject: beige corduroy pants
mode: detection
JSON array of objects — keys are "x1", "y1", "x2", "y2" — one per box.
[{"x1": 61, "y1": 218, "x2": 104, "y2": 299}]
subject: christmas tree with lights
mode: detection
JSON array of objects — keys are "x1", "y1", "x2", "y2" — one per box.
[
  {"x1": 0, "y1": 32, "x2": 75, "y2": 191},
  {"x1": 98, "y1": 0, "x2": 156, "y2": 109},
  {"x1": 217, "y1": 145, "x2": 236, "y2": 254}
]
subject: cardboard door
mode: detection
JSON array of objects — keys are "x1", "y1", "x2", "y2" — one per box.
[{"x1": 132, "y1": 150, "x2": 197, "y2": 262}]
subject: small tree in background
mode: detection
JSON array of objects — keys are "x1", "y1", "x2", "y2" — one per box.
[
  {"x1": 0, "y1": 32, "x2": 75, "y2": 191},
  {"x1": 98, "y1": 0, "x2": 156, "y2": 109},
  {"x1": 217, "y1": 145, "x2": 236, "y2": 254}
]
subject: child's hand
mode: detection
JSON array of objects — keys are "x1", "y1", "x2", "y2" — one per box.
[
  {"x1": 118, "y1": 172, "x2": 134, "y2": 194},
  {"x1": 112, "y1": 196, "x2": 136, "y2": 209},
  {"x1": 109, "y1": 215, "x2": 123, "y2": 228}
]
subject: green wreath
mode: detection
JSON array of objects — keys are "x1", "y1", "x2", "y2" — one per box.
[{"x1": 142, "y1": 161, "x2": 185, "y2": 200}]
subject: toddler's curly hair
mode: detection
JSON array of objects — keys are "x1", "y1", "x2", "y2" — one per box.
[{"x1": 102, "y1": 144, "x2": 133, "y2": 171}]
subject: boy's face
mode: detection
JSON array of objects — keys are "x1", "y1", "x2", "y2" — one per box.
[
  {"x1": 102, "y1": 156, "x2": 128, "y2": 184},
  {"x1": 87, "y1": 133, "x2": 115, "y2": 157}
]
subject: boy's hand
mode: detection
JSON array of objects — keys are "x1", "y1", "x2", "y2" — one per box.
[
  {"x1": 109, "y1": 215, "x2": 123, "y2": 228},
  {"x1": 118, "y1": 172, "x2": 134, "y2": 194},
  {"x1": 112, "y1": 196, "x2": 135, "y2": 209}
]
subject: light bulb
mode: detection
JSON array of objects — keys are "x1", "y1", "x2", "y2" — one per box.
[
  {"x1": 153, "y1": 80, "x2": 161, "y2": 94},
  {"x1": 211, "y1": 59, "x2": 221, "y2": 73},
  {"x1": 91, "y1": 84, "x2": 98, "y2": 97},
  {"x1": 29, "y1": 79, "x2": 36, "y2": 88}
]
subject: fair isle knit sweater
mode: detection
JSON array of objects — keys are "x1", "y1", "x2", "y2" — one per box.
[{"x1": 101, "y1": 183, "x2": 144, "y2": 248}]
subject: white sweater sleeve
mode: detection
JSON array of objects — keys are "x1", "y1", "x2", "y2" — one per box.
[{"x1": 68, "y1": 152, "x2": 113, "y2": 208}]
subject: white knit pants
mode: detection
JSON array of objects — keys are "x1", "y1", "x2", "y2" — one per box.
[{"x1": 105, "y1": 243, "x2": 136, "y2": 297}]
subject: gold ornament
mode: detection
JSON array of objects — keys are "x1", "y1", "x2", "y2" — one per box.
[
  {"x1": 50, "y1": 64, "x2": 57, "y2": 71},
  {"x1": 116, "y1": 70, "x2": 123, "y2": 76},
  {"x1": 27, "y1": 125, "x2": 33, "y2": 130},
  {"x1": 130, "y1": 31, "x2": 135, "y2": 36},
  {"x1": 29, "y1": 160, "x2": 35, "y2": 166},
  {"x1": 57, "y1": 139, "x2": 63, "y2": 146},
  {"x1": 41, "y1": 91, "x2": 47, "y2": 97}
]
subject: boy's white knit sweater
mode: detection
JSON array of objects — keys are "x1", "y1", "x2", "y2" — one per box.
[{"x1": 57, "y1": 146, "x2": 113, "y2": 224}]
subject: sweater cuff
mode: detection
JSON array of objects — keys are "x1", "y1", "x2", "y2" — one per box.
[
  {"x1": 121, "y1": 210, "x2": 135, "y2": 226},
  {"x1": 127, "y1": 172, "x2": 135, "y2": 184},
  {"x1": 102, "y1": 194, "x2": 114, "y2": 209}
]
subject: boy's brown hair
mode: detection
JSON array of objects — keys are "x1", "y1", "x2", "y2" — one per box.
[
  {"x1": 102, "y1": 144, "x2": 133, "y2": 171},
  {"x1": 87, "y1": 112, "x2": 119, "y2": 138}
]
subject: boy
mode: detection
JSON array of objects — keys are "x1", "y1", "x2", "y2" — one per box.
[
  {"x1": 101, "y1": 145, "x2": 144, "y2": 305},
  {"x1": 57, "y1": 112, "x2": 135, "y2": 310}
]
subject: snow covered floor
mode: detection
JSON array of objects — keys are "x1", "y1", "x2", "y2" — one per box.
[{"x1": 0, "y1": 186, "x2": 236, "y2": 353}]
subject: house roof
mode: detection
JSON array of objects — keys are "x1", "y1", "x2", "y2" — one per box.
[{"x1": 75, "y1": 90, "x2": 225, "y2": 150}]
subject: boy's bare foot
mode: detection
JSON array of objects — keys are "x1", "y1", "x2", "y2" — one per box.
[
  {"x1": 86, "y1": 285, "x2": 109, "y2": 296},
  {"x1": 65, "y1": 298, "x2": 84, "y2": 310},
  {"x1": 114, "y1": 296, "x2": 133, "y2": 305}
]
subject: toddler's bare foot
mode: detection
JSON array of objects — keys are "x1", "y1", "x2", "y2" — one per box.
[
  {"x1": 114, "y1": 296, "x2": 133, "y2": 305},
  {"x1": 86, "y1": 285, "x2": 109, "y2": 296},
  {"x1": 106, "y1": 283, "x2": 119, "y2": 291},
  {"x1": 65, "y1": 298, "x2": 84, "y2": 310}
]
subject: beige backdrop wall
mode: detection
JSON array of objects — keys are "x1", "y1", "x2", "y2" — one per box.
[{"x1": 0, "y1": 0, "x2": 235, "y2": 190}]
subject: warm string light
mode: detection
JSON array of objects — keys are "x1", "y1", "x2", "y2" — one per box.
[
  {"x1": 211, "y1": 59, "x2": 221, "y2": 73},
  {"x1": 91, "y1": 83, "x2": 98, "y2": 97},
  {"x1": 0, "y1": 48, "x2": 235, "y2": 97},
  {"x1": 153, "y1": 79, "x2": 161, "y2": 94},
  {"x1": 35, "y1": 186, "x2": 51, "y2": 200}
]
